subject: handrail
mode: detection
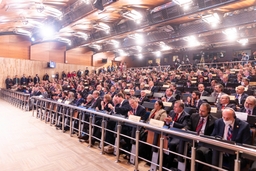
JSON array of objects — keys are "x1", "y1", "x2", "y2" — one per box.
[
  {"x1": 0, "y1": 89, "x2": 30, "y2": 111},
  {"x1": 31, "y1": 96, "x2": 256, "y2": 157}
]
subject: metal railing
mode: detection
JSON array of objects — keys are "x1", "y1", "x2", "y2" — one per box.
[
  {"x1": 0, "y1": 89, "x2": 30, "y2": 111},
  {"x1": 27, "y1": 96, "x2": 256, "y2": 171},
  {"x1": 178, "y1": 60, "x2": 256, "y2": 70},
  {"x1": 1, "y1": 89, "x2": 255, "y2": 171}
]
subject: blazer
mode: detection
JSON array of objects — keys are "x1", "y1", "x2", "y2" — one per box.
[
  {"x1": 216, "y1": 103, "x2": 237, "y2": 111},
  {"x1": 200, "y1": 90, "x2": 210, "y2": 96},
  {"x1": 231, "y1": 93, "x2": 248, "y2": 107},
  {"x1": 131, "y1": 104, "x2": 147, "y2": 121},
  {"x1": 20, "y1": 77, "x2": 27, "y2": 85},
  {"x1": 91, "y1": 97, "x2": 102, "y2": 110},
  {"x1": 185, "y1": 113, "x2": 217, "y2": 135},
  {"x1": 33, "y1": 76, "x2": 40, "y2": 84},
  {"x1": 115, "y1": 99, "x2": 131, "y2": 117},
  {"x1": 167, "y1": 110, "x2": 190, "y2": 129},
  {"x1": 73, "y1": 98, "x2": 85, "y2": 106},
  {"x1": 12, "y1": 78, "x2": 20, "y2": 85},
  {"x1": 211, "y1": 118, "x2": 251, "y2": 144},
  {"x1": 239, "y1": 107, "x2": 256, "y2": 116},
  {"x1": 139, "y1": 96, "x2": 150, "y2": 105},
  {"x1": 149, "y1": 86, "x2": 159, "y2": 93},
  {"x1": 147, "y1": 108, "x2": 167, "y2": 122},
  {"x1": 187, "y1": 99, "x2": 203, "y2": 110}
]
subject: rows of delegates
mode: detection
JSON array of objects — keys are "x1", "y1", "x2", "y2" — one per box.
[{"x1": 5, "y1": 62, "x2": 256, "y2": 170}]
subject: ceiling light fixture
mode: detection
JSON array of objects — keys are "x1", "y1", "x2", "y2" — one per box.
[
  {"x1": 118, "y1": 49, "x2": 128, "y2": 56},
  {"x1": 183, "y1": 35, "x2": 200, "y2": 47},
  {"x1": 159, "y1": 42, "x2": 171, "y2": 51},
  {"x1": 109, "y1": 40, "x2": 119, "y2": 48},
  {"x1": 56, "y1": 37, "x2": 72, "y2": 45},
  {"x1": 122, "y1": 10, "x2": 143, "y2": 24},
  {"x1": 237, "y1": 38, "x2": 248, "y2": 45},
  {"x1": 128, "y1": 33, "x2": 144, "y2": 44},
  {"x1": 173, "y1": 0, "x2": 193, "y2": 10},
  {"x1": 138, "y1": 54, "x2": 143, "y2": 59},
  {"x1": 154, "y1": 51, "x2": 161, "y2": 57},
  {"x1": 13, "y1": 28, "x2": 32, "y2": 37},
  {"x1": 93, "y1": 22, "x2": 110, "y2": 33},
  {"x1": 202, "y1": 13, "x2": 220, "y2": 27},
  {"x1": 222, "y1": 28, "x2": 237, "y2": 41},
  {"x1": 136, "y1": 46, "x2": 142, "y2": 52},
  {"x1": 74, "y1": 32, "x2": 89, "y2": 40}
]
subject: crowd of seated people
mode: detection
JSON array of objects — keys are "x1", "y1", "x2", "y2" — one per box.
[{"x1": 4, "y1": 61, "x2": 256, "y2": 170}]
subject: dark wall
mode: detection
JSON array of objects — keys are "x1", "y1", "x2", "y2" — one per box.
[{"x1": 124, "y1": 44, "x2": 256, "y2": 67}]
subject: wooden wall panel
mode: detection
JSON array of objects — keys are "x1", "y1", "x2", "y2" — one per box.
[
  {"x1": 0, "y1": 35, "x2": 30, "y2": 60},
  {"x1": 93, "y1": 52, "x2": 115, "y2": 67},
  {"x1": 0, "y1": 57, "x2": 93, "y2": 88},
  {"x1": 30, "y1": 42, "x2": 66, "y2": 62},
  {"x1": 66, "y1": 47, "x2": 93, "y2": 66}
]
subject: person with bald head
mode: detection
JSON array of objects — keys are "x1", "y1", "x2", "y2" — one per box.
[
  {"x1": 211, "y1": 108, "x2": 251, "y2": 171},
  {"x1": 239, "y1": 96, "x2": 256, "y2": 115},
  {"x1": 232, "y1": 85, "x2": 248, "y2": 109},
  {"x1": 216, "y1": 94, "x2": 236, "y2": 111}
]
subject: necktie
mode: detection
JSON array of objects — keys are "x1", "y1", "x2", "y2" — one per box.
[
  {"x1": 227, "y1": 125, "x2": 232, "y2": 141},
  {"x1": 196, "y1": 118, "x2": 204, "y2": 135},
  {"x1": 248, "y1": 109, "x2": 252, "y2": 115},
  {"x1": 133, "y1": 109, "x2": 136, "y2": 115},
  {"x1": 173, "y1": 113, "x2": 179, "y2": 122},
  {"x1": 222, "y1": 105, "x2": 225, "y2": 109}
]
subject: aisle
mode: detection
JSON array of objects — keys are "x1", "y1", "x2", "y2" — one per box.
[{"x1": 0, "y1": 100, "x2": 128, "y2": 171}]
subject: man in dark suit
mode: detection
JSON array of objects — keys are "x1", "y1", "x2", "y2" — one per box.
[
  {"x1": 90, "y1": 90, "x2": 102, "y2": 110},
  {"x1": 185, "y1": 103, "x2": 217, "y2": 170},
  {"x1": 232, "y1": 85, "x2": 248, "y2": 109},
  {"x1": 198, "y1": 84, "x2": 210, "y2": 96},
  {"x1": 128, "y1": 96, "x2": 147, "y2": 121},
  {"x1": 170, "y1": 84, "x2": 181, "y2": 100},
  {"x1": 108, "y1": 92, "x2": 131, "y2": 117},
  {"x1": 239, "y1": 96, "x2": 256, "y2": 115},
  {"x1": 139, "y1": 90, "x2": 150, "y2": 105},
  {"x1": 217, "y1": 94, "x2": 236, "y2": 111},
  {"x1": 211, "y1": 108, "x2": 251, "y2": 171},
  {"x1": 33, "y1": 74, "x2": 40, "y2": 85},
  {"x1": 186, "y1": 91, "x2": 203, "y2": 111},
  {"x1": 5, "y1": 76, "x2": 12, "y2": 89},
  {"x1": 164, "y1": 100, "x2": 190, "y2": 168},
  {"x1": 148, "y1": 81, "x2": 158, "y2": 93},
  {"x1": 20, "y1": 74, "x2": 27, "y2": 86},
  {"x1": 165, "y1": 88, "x2": 176, "y2": 104},
  {"x1": 72, "y1": 92, "x2": 85, "y2": 106},
  {"x1": 12, "y1": 75, "x2": 20, "y2": 85}
]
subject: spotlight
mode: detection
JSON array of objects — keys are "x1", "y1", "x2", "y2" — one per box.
[
  {"x1": 138, "y1": 54, "x2": 143, "y2": 59},
  {"x1": 222, "y1": 28, "x2": 237, "y2": 41},
  {"x1": 237, "y1": 38, "x2": 248, "y2": 46},
  {"x1": 31, "y1": 37, "x2": 35, "y2": 42},
  {"x1": 154, "y1": 51, "x2": 161, "y2": 57},
  {"x1": 40, "y1": 25, "x2": 55, "y2": 40}
]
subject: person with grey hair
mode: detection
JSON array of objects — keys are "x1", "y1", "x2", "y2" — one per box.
[
  {"x1": 239, "y1": 96, "x2": 256, "y2": 115},
  {"x1": 211, "y1": 108, "x2": 251, "y2": 171},
  {"x1": 216, "y1": 94, "x2": 236, "y2": 111}
]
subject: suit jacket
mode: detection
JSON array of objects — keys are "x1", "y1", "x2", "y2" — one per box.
[
  {"x1": 91, "y1": 97, "x2": 102, "y2": 110},
  {"x1": 73, "y1": 98, "x2": 85, "y2": 106},
  {"x1": 185, "y1": 113, "x2": 217, "y2": 135},
  {"x1": 115, "y1": 99, "x2": 131, "y2": 117},
  {"x1": 187, "y1": 99, "x2": 203, "y2": 110},
  {"x1": 5, "y1": 78, "x2": 13, "y2": 89},
  {"x1": 147, "y1": 109, "x2": 167, "y2": 122},
  {"x1": 232, "y1": 93, "x2": 248, "y2": 107},
  {"x1": 13, "y1": 78, "x2": 20, "y2": 85},
  {"x1": 139, "y1": 96, "x2": 150, "y2": 105},
  {"x1": 149, "y1": 86, "x2": 159, "y2": 93},
  {"x1": 211, "y1": 118, "x2": 251, "y2": 144},
  {"x1": 216, "y1": 103, "x2": 237, "y2": 111},
  {"x1": 167, "y1": 110, "x2": 190, "y2": 129},
  {"x1": 20, "y1": 77, "x2": 27, "y2": 85},
  {"x1": 239, "y1": 107, "x2": 256, "y2": 116},
  {"x1": 200, "y1": 90, "x2": 210, "y2": 96},
  {"x1": 33, "y1": 76, "x2": 40, "y2": 84},
  {"x1": 132, "y1": 105, "x2": 147, "y2": 121},
  {"x1": 173, "y1": 90, "x2": 181, "y2": 100}
]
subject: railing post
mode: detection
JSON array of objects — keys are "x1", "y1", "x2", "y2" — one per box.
[
  {"x1": 115, "y1": 122, "x2": 121, "y2": 163},
  {"x1": 190, "y1": 140, "x2": 196, "y2": 171},
  {"x1": 70, "y1": 108, "x2": 73, "y2": 137},
  {"x1": 78, "y1": 111, "x2": 82, "y2": 137},
  {"x1": 234, "y1": 151, "x2": 241, "y2": 171},
  {"x1": 134, "y1": 127, "x2": 140, "y2": 171},
  {"x1": 100, "y1": 118, "x2": 105, "y2": 154},
  {"x1": 62, "y1": 107, "x2": 65, "y2": 132},
  {"x1": 159, "y1": 134, "x2": 164, "y2": 171},
  {"x1": 88, "y1": 114, "x2": 93, "y2": 147}
]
